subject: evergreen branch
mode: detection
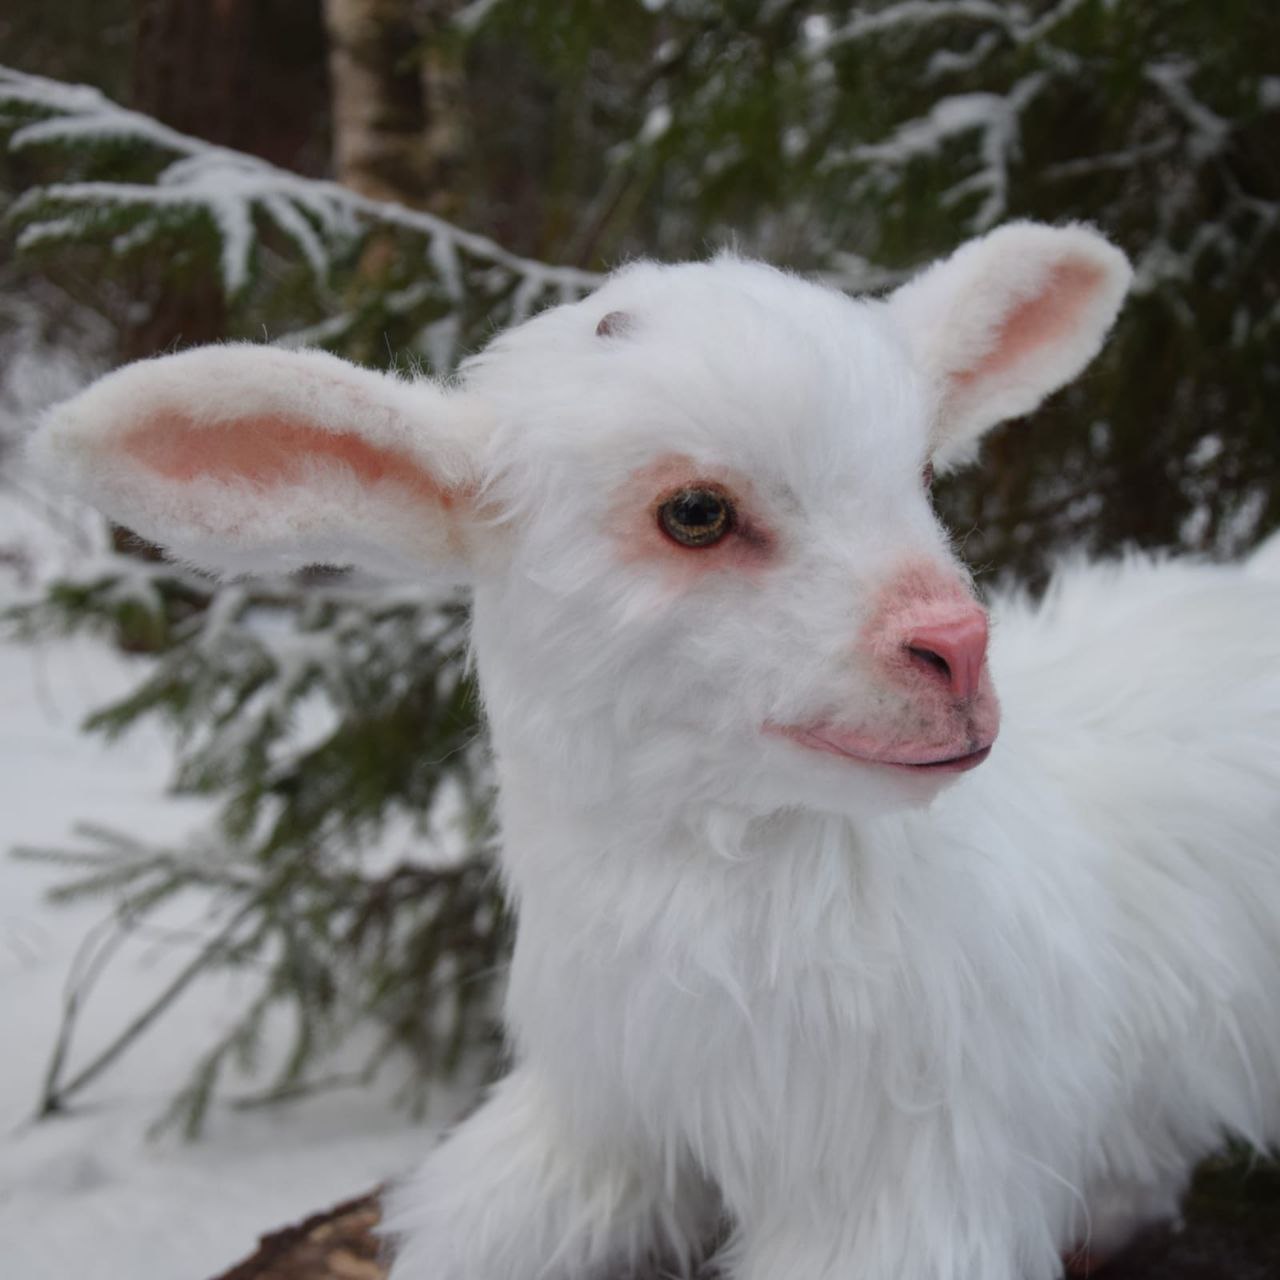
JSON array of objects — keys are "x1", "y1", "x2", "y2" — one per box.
[
  {"x1": 812, "y1": 0, "x2": 1088, "y2": 55},
  {"x1": 812, "y1": 0, "x2": 1014, "y2": 54},
  {"x1": 825, "y1": 70, "x2": 1050, "y2": 232},
  {"x1": 37, "y1": 914, "x2": 131, "y2": 1121},
  {"x1": 0, "y1": 64, "x2": 600, "y2": 312},
  {"x1": 227, "y1": 1068, "x2": 376, "y2": 1111},
  {"x1": 38, "y1": 894, "x2": 262, "y2": 1118}
]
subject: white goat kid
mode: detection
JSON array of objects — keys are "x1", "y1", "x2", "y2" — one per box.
[{"x1": 29, "y1": 222, "x2": 1280, "y2": 1280}]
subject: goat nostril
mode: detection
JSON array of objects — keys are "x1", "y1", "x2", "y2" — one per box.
[
  {"x1": 907, "y1": 644, "x2": 953, "y2": 685},
  {"x1": 900, "y1": 610, "x2": 988, "y2": 700}
]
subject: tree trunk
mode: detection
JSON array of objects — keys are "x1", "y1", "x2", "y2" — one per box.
[
  {"x1": 322, "y1": 0, "x2": 466, "y2": 212},
  {"x1": 125, "y1": 0, "x2": 330, "y2": 360},
  {"x1": 133, "y1": 0, "x2": 329, "y2": 171}
]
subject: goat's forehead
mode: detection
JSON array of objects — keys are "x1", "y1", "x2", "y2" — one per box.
[
  {"x1": 467, "y1": 259, "x2": 929, "y2": 489},
  {"x1": 586, "y1": 259, "x2": 898, "y2": 377}
]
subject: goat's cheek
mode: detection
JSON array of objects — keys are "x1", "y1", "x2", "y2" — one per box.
[{"x1": 612, "y1": 530, "x2": 773, "y2": 590}]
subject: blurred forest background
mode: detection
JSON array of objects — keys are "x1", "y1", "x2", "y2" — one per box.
[{"x1": 1, "y1": 0, "x2": 1278, "y2": 1134}]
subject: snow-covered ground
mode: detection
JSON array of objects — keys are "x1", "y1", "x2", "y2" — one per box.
[{"x1": 0, "y1": 483, "x2": 476, "y2": 1278}]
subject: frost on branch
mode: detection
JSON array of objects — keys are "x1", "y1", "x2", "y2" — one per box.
[
  {"x1": 829, "y1": 72, "x2": 1048, "y2": 232},
  {"x1": 0, "y1": 65, "x2": 599, "y2": 367},
  {"x1": 805, "y1": 2, "x2": 1084, "y2": 238}
]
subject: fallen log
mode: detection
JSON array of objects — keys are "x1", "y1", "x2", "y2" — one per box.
[
  {"x1": 211, "y1": 1154, "x2": 1280, "y2": 1280},
  {"x1": 212, "y1": 1192, "x2": 386, "y2": 1280}
]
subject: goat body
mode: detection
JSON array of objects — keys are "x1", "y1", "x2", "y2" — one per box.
[{"x1": 29, "y1": 222, "x2": 1280, "y2": 1280}]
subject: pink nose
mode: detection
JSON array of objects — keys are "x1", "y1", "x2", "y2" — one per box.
[{"x1": 905, "y1": 611, "x2": 989, "y2": 701}]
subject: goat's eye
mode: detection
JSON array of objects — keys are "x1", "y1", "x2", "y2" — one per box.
[
  {"x1": 658, "y1": 486, "x2": 735, "y2": 548},
  {"x1": 922, "y1": 461, "x2": 935, "y2": 492}
]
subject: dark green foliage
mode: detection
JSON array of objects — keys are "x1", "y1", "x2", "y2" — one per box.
[{"x1": 0, "y1": 0, "x2": 134, "y2": 103}]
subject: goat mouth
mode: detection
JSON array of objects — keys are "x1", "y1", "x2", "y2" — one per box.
[
  {"x1": 767, "y1": 725, "x2": 994, "y2": 774},
  {"x1": 892, "y1": 745, "x2": 991, "y2": 773}
]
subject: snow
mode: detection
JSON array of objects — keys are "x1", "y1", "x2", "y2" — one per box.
[
  {"x1": 1144, "y1": 59, "x2": 1230, "y2": 163},
  {"x1": 0, "y1": 486, "x2": 478, "y2": 1279},
  {"x1": 639, "y1": 104, "x2": 673, "y2": 145},
  {"x1": 815, "y1": 0, "x2": 1010, "y2": 53},
  {"x1": 924, "y1": 31, "x2": 1001, "y2": 80},
  {"x1": 814, "y1": 0, "x2": 1087, "y2": 55},
  {"x1": 453, "y1": 0, "x2": 509, "y2": 35},
  {"x1": 0, "y1": 289, "x2": 110, "y2": 454}
]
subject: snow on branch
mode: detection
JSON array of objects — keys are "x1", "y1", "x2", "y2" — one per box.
[
  {"x1": 827, "y1": 72, "x2": 1047, "y2": 231},
  {"x1": 453, "y1": 0, "x2": 510, "y2": 34},
  {"x1": 1143, "y1": 59, "x2": 1231, "y2": 163},
  {"x1": 812, "y1": 0, "x2": 1087, "y2": 55},
  {"x1": 0, "y1": 66, "x2": 599, "y2": 347},
  {"x1": 1121, "y1": 61, "x2": 1266, "y2": 297},
  {"x1": 805, "y1": 2, "x2": 1091, "y2": 237},
  {"x1": 813, "y1": 0, "x2": 1012, "y2": 52}
]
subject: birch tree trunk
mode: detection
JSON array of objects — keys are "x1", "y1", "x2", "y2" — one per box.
[{"x1": 322, "y1": 0, "x2": 466, "y2": 212}]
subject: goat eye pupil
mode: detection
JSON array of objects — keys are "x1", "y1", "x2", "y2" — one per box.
[
  {"x1": 675, "y1": 493, "x2": 716, "y2": 525},
  {"x1": 658, "y1": 487, "x2": 734, "y2": 547}
]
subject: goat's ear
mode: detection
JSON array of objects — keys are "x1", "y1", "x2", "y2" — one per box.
[
  {"x1": 26, "y1": 345, "x2": 496, "y2": 580},
  {"x1": 887, "y1": 222, "x2": 1131, "y2": 464}
]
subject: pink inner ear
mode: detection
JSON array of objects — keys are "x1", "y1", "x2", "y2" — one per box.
[
  {"x1": 122, "y1": 412, "x2": 459, "y2": 508},
  {"x1": 954, "y1": 258, "x2": 1105, "y2": 387}
]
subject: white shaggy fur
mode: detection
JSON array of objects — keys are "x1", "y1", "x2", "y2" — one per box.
[{"x1": 28, "y1": 222, "x2": 1280, "y2": 1280}]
